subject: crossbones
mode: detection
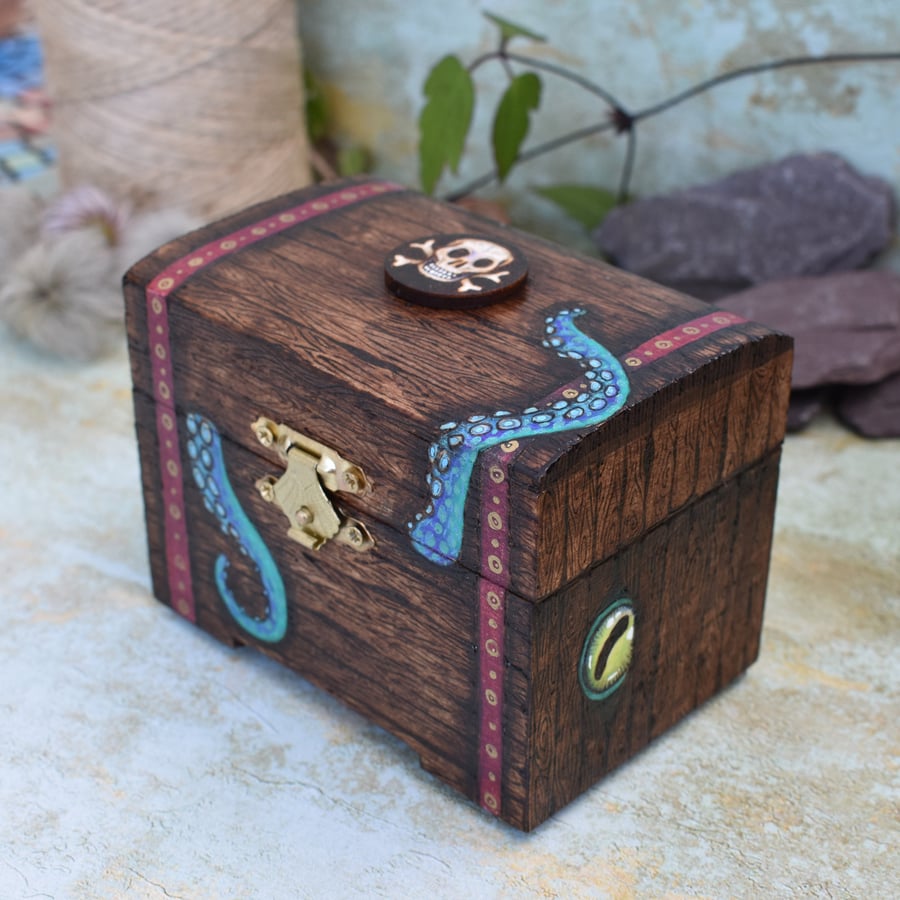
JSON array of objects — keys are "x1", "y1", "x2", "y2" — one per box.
[{"x1": 392, "y1": 236, "x2": 513, "y2": 293}]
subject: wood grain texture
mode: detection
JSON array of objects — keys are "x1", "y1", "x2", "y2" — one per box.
[
  {"x1": 124, "y1": 178, "x2": 792, "y2": 831},
  {"x1": 528, "y1": 341, "x2": 792, "y2": 597}
]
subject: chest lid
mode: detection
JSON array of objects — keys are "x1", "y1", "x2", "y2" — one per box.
[{"x1": 124, "y1": 178, "x2": 792, "y2": 602}]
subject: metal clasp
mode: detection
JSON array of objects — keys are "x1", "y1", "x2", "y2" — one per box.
[{"x1": 251, "y1": 416, "x2": 374, "y2": 552}]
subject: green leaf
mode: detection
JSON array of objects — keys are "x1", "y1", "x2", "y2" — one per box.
[
  {"x1": 492, "y1": 72, "x2": 541, "y2": 182},
  {"x1": 418, "y1": 55, "x2": 475, "y2": 194},
  {"x1": 337, "y1": 144, "x2": 372, "y2": 177},
  {"x1": 483, "y1": 11, "x2": 546, "y2": 44},
  {"x1": 533, "y1": 184, "x2": 619, "y2": 230}
]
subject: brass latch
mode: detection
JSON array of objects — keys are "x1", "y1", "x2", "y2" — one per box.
[{"x1": 251, "y1": 417, "x2": 374, "y2": 552}]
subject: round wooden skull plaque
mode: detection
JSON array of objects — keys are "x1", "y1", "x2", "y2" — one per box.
[{"x1": 384, "y1": 233, "x2": 528, "y2": 309}]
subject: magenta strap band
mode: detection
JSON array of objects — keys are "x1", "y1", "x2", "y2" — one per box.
[
  {"x1": 623, "y1": 310, "x2": 747, "y2": 368},
  {"x1": 476, "y1": 440, "x2": 519, "y2": 815},
  {"x1": 476, "y1": 307, "x2": 748, "y2": 817},
  {"x1": 145, "y1": 181, "x2": 405, "y2": 621}
]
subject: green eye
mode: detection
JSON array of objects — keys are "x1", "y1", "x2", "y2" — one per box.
[{"x1": 579, "y1": 599, "x2": 635, "y2": 701}]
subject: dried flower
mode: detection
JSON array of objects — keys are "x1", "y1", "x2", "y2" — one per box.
[
  {"x1": 1, "y1": 185, "x2": 200, "y2": 360},
  {"x1": 42, "y1": 184, "x2": 131, "y2": 246},
  {"x1": 0, "y1": 228, "x2": 121, "y2": 360}
]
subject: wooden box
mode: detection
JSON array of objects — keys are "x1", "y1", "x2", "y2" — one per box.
[{"x1": 124, "y1": 179, "x2": 792, "y2": 831}]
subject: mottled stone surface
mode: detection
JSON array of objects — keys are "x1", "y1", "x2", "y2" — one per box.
[
  {"x1": 717, "y1": 270, "x2": 900, "y2": 390},
  {"x1": 1, "y1": 332, "x2": 898, "y2": 899},
  {"x1": 837, "y1": 370, "x2": 900, "y2": 437},
  {"x1": 595, "y1": 154, "x2": 895, "y2": 299}
]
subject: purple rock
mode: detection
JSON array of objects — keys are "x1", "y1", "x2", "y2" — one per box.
[
  {"x1": 787, "y1": 389, "x2": 828, "y2": 432},
  {"x1": 716, "y1": 270, "x2": 900, "y2": 390},
  {"x1": 595, "y1": 153, "x2": 895, "y2": 299},
  {"x1": 836, "y1": 373, "x2": 900, "y2": 438}
]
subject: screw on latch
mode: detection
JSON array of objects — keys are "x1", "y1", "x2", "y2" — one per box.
[
  {"x1": 254, "y1": 419, "x2": 276, "y2": 447},
  {"x1": 256, "y1": 475, "x2": 277, "y2": 502},
  {"x1": 337, "y1": 520, "x2": 374, "y2": 551},
  {"x1": 295, "y1": 506, "x2": 313, "y2": 527}
]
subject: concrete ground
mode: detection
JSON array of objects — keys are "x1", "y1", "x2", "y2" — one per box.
[{"x1": 1, "y1": 330, "x2": 897, "y2": 899}]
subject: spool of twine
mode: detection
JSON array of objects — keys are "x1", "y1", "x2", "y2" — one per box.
[{"x1": 35, "y1": 0, "x2": 311, "y2": 219}]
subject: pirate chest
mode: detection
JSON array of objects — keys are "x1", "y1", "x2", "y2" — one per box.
[{"x1": 124, "y1": 178, "x2": 792, "y2": 831}]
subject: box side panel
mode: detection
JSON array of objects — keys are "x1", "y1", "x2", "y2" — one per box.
[
  {"x1": 526, "y1": 449, "x2": 781, "y2": 830},
  {"x1": 123, "y1": 186, "x2": 545, "y2": 826},
  {"x1": 526, "y1": 333, "x2": 792, "y2": 598},
  {"x1": 131, "y1": 389, "x2": 483, "y2": 798}
]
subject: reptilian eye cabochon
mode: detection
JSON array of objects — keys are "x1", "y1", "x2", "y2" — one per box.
[{"x1": 579, "y1": 598, "x2": 635, "y2": 701}]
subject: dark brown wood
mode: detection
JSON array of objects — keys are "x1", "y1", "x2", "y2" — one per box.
[
  {"x1": 529, "y1": 339, "x2": 792, "y2": 597},
  {"x1": 124, "y1": 177, "x2": 792, "y2": 832}
]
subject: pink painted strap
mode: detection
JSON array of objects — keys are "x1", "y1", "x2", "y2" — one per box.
[
  {"x1": 474, "y1": 307, "x2": 748, "y2": 817},
  {"x1": 622, "y1": 310, "x2": 747, "y2": 368},
  {"x1": 145, "y1": 181, "x2": 405, "y2": 621},
  {"x1": 476, "y1": 441, "x2": 518, "y2": 816},
  {"x1": 146, "y1": 291, "x2": 195, "y2": 620}
]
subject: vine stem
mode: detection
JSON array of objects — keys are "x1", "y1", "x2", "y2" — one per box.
[
  {"x1": 444, "y1": 120, "x2": 617, "y2": 202},
  {"x1": 617, "y1": 126, "x2": 636, "y2": 204},
  {"x1": 470, "y1": 49, "x2": 628, "y2": 112},
  {"x1": 445, "y1": 49, "x2": 900, "y2": 203},
  {"x1": 633, "y1": 51, "x2": 900, "y2": 121}
]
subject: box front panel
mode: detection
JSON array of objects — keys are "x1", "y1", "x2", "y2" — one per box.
[{"x1": 132, "y1": 388, "x2": 488, "y2": 796}]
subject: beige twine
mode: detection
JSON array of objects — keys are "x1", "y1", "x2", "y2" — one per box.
[{"x1": 35, "y1": 0, "x2": 311, "y2": 218}]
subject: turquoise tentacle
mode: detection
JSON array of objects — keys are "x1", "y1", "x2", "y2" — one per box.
[
  {"x1": 409, "y1": 308, "x2": 630, "y2": 565},
  {"x1": 186, "y1": 413, "x2": 288, "y2": 643}
]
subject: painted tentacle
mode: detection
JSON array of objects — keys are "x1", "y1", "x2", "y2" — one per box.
[
  {"x1": 409, "y1": 307, "x2": 630, "y2": 565},
  {"x1": 186, "y1": 413, "x2": 288, "y2": 643}
]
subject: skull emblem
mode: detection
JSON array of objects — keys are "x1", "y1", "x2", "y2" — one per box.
[
  {"x1": 418, "y1": 238, "x2": 513, "y2": 289},
  {"x1": 386, "y1": 232, "x2": 527, "y2": 308}
]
